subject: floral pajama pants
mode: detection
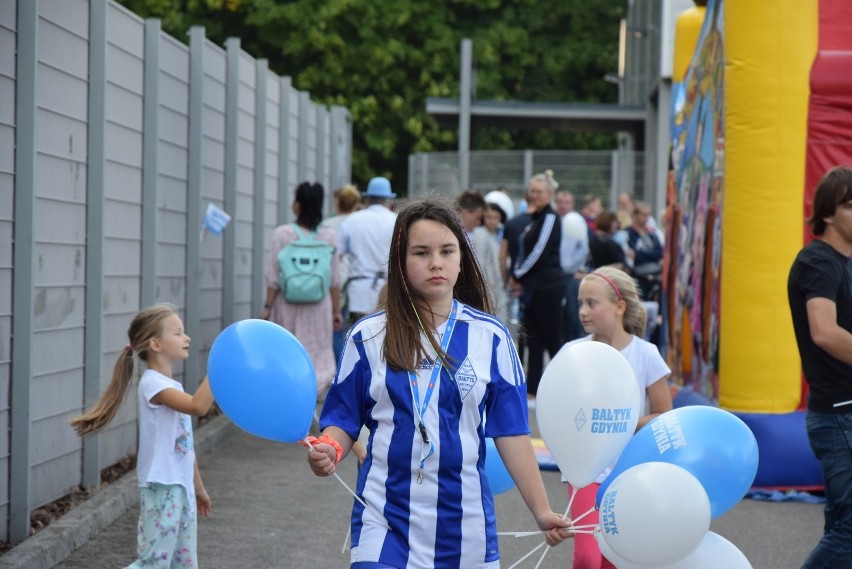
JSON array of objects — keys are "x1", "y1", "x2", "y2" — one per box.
[{"x1": 125, "y1": 483, "x2": 197, "y2": 568}]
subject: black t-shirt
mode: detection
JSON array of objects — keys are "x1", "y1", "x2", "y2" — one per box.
[
  {"x1": 588, "y1": 233, "x2": 626, "y2": 269},
  {"x1": 787, "y1": 239, "x2": 852, "y2": 413}
]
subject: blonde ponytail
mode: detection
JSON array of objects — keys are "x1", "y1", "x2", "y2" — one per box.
[
  {"x1": 70, "y1": 303, "x2": 179, "y2": 437},
  {"x1": 544, "y1": 169, "x2": 559, "y2": 191}
]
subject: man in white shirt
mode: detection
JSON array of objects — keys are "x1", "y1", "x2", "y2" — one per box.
[{"x1": 338, "y1": 177, "x2": 397, "y2": 326}]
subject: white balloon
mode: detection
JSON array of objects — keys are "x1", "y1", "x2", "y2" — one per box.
[
  {"x1": 563, "y1": 211, "x2": 588, "y2": 241},
  {"x1": 595, "y1": 528, "x2": 649, "y2": 569},
  {"x1": 536, "y1": 341, "x2": 641, "y2": 488},
  {"x1": 660, "y1": 532, "x2": 753, "y2": 569},
  {"x1": 596, "y1": 530, "x2": 753, "y2": 569},
  {"x1": 484, "y1": 191, "x2": 515, "y2": 220},
  {"x1": 599, "y1": 462, "x2": 711, "y2": 567}
]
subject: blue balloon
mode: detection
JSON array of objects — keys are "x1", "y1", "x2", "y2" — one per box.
[
  {"x1": 484, "y1": 438, "x2": 515, "y2": 495},
  {"x1": 595, "y1": 406, "x2": 758, "y2": 519},
  {"x1": 208, "y1": 319, "x2": 317, "y2": 443}
]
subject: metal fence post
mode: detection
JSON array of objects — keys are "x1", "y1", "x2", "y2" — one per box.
[
  {"x1": 298, "y1": 91, "x2": 310, "y2": 183},
  {"x1": 523, "y1": 150, "x2": 533, "y2": 186},
  {"x1": 222, "y1": 37, "x2": 240, "y2": 326},
  {"x1": 420, "y1": 153, "x2": 429, "y2": 196},
  {"x1": 253, "y1": 59, "x2": 268, "y2": 315},
  {"x1": 82, "y1": 0, "x2": 108, "y2": 490},
  {"x1": 330, "y1": 105, "x2": 352, "y2": 192},
  {"x1": 277, "y1": 77, "x2": 292, "y2": 225},
  {"x1": 10, "y1": 0, "x2": 37, "y2": 544},
  {"x1": 458, "y1": 39, "x2": 472, "y2": 191},
  {"x1": 141, "y1": 18, "x2": 161, "y2": 308}
]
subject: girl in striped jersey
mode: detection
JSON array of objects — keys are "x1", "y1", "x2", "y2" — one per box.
[{"x1": 307, "y1": 197, "x2": 572, "y2": 568}]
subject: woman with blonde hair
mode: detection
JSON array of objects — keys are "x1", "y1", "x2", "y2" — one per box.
[{"x1": 510, "y1": 170, "x2": 567, "y2": 400}]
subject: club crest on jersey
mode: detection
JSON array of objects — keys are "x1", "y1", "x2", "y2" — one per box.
[{"x1": 454, "y1": 357, "x2": 478, "y2": 400}]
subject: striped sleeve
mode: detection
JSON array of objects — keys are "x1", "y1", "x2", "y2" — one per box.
[{"x1": 513, "y1": 212, "x2": 557, "y2": 278}]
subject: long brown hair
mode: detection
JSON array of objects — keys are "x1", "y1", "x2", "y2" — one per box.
[
  {"x1": 70, "y1": 303, "x2": 179, "y2": 437},
  {"x1": 380, "y1": 196, "x2": 493, "y2": 371}
]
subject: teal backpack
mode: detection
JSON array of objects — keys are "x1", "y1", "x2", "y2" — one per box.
[{"x1": 277, "y1": 224, "x2": 335, "y2": 304}]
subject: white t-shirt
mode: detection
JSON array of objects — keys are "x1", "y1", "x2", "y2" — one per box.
[
  {"x1": 322, "y1": 303, "x2": 527, "y2": 569},
  {"x1": 338, "y1": 204, "x2": 397, "y2": 313},
  {"x1": 137, "y1": 369, "x2": 196, "y2": 498},
  {"x1": 558, "y1": 335, "x2": 670, "y2": 484}
]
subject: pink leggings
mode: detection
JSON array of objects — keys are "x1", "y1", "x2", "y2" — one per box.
[{"x1": 569, "y1": 483, "x2": 615, "y2": 569}]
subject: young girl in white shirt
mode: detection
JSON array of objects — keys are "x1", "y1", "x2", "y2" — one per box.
[
  {"x1": 71, "y1": 303, "x2": 215, "y2": 568},
  {"x1": 560, "y1": 266, "x2": 673, "y2": 569}
]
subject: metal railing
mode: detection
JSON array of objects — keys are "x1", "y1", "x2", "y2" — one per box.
[{"x1": 408, "y1": 149, "x2": 646, "y2": 208}]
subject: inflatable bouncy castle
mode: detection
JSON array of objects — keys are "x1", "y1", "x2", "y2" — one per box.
[{"x1": 666, "y1": 0, "x2": 852, "y2": 488}]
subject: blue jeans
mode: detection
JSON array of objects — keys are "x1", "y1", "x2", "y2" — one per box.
[{"x1": 801, "y1": 410, "x2": 852, "y2": 568}]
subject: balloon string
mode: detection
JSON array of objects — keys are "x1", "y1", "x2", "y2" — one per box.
[
  {"x1": 572, "y1": 505, "x2": 596, "y2": 526},
  {"x1": 533, "y1": 541, "x2": 550, "y2": 569},
  {"x1": 566, "y1": 484, "x2": 577, "y2": 520},
  {"x1": 507, "y1": 502, "x2": 572, "y2": 569},
  {"x1": 341, "y1": 525, "x2": 351, "y2": 554},
  {"x1": 507, "y1": 541, "x2": 546, "y2": 569},
  {"x1": 332, "y1": 471, "x2": 368, "y2": 508},
  {"x1": 303, "y1": 437, "x2": 391, "y2": 532},
  {"x1": 527, "y1": 500, "x2": 572, "y2": 568},
  {"x1": 498, "y1": 530, "x2": 543, "y2": 537}
]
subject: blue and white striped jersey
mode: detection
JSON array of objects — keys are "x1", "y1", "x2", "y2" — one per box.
[{"x1": 320, "y1": 303, "x2": 529, "y2": 569}]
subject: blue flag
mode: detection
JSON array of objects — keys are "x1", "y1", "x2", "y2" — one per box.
[{"x1": 203, "y1": 203, "x2": 231, "y2": 235}]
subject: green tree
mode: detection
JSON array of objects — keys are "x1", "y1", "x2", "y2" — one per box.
[{"x1": 117, "y1": 0, "x2": 624, "y2": 192}]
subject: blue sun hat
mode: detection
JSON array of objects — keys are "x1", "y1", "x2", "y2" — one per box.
[{"x1": 364, "y1": 176, "x2": 396, "y2": 198}]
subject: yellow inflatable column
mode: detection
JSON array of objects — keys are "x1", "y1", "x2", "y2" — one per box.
[
  {"x1": 720, "y1": 0, "x2": 817, "y2": 411},
  {"x1": 673, "y1": 4, "x2": 706, "y2": 84}
]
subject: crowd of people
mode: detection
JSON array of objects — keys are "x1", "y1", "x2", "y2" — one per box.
[
  {"x1": 260, "y1": 173, "x2": 671, "y2": 568},
  {"x1": 69, "y1": 166, "x2": 852, "y2": 569},
  {"x1": 259, "y1": 172, "x2": 669, "y2": 405},
  {"x1": 70, "y1": 172, "x2": 672, "y2": 569},
  {"x1": 272, "y1": 173, "x2": 670, "y2": 568}
]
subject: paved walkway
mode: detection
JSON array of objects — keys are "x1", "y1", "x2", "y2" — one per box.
[{"x1": 1, "y1": 413, "x2": 825, "y2": 569}]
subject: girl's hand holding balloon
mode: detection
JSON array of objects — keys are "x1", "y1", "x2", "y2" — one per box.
[
  {"x1": 302, "y1": 430, "x2": 349, "y2": 477},
  {"x1": 306, "y1": 441, "x2": 338, "y2": 477},
  {"x1": 536, "y1": 511, "x2": 574, "y2": 546}
]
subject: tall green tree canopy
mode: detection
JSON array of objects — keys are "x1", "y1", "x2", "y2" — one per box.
[{"x1": 118, "y1": 0, "x2": 624, "y2": 191}]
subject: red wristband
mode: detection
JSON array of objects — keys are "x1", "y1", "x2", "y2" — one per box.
[{"x1": 300, "y1": 434, "x2": 344, "y2": 464}]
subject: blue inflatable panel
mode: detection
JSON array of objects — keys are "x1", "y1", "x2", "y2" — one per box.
[
  {"x1": 734, "y1": 411, "x2": 824, "y2": 490},
  {"x1": 672, "y1": 385, "x2": 714, "y2": 408},
  {"x1": 532, "y1": 438, "x2": 560, "y2": 471}
]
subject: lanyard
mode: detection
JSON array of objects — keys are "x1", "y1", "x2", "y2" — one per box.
[{"x1": 408, "y1": 299, "x2": 458, "y2": 483}]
